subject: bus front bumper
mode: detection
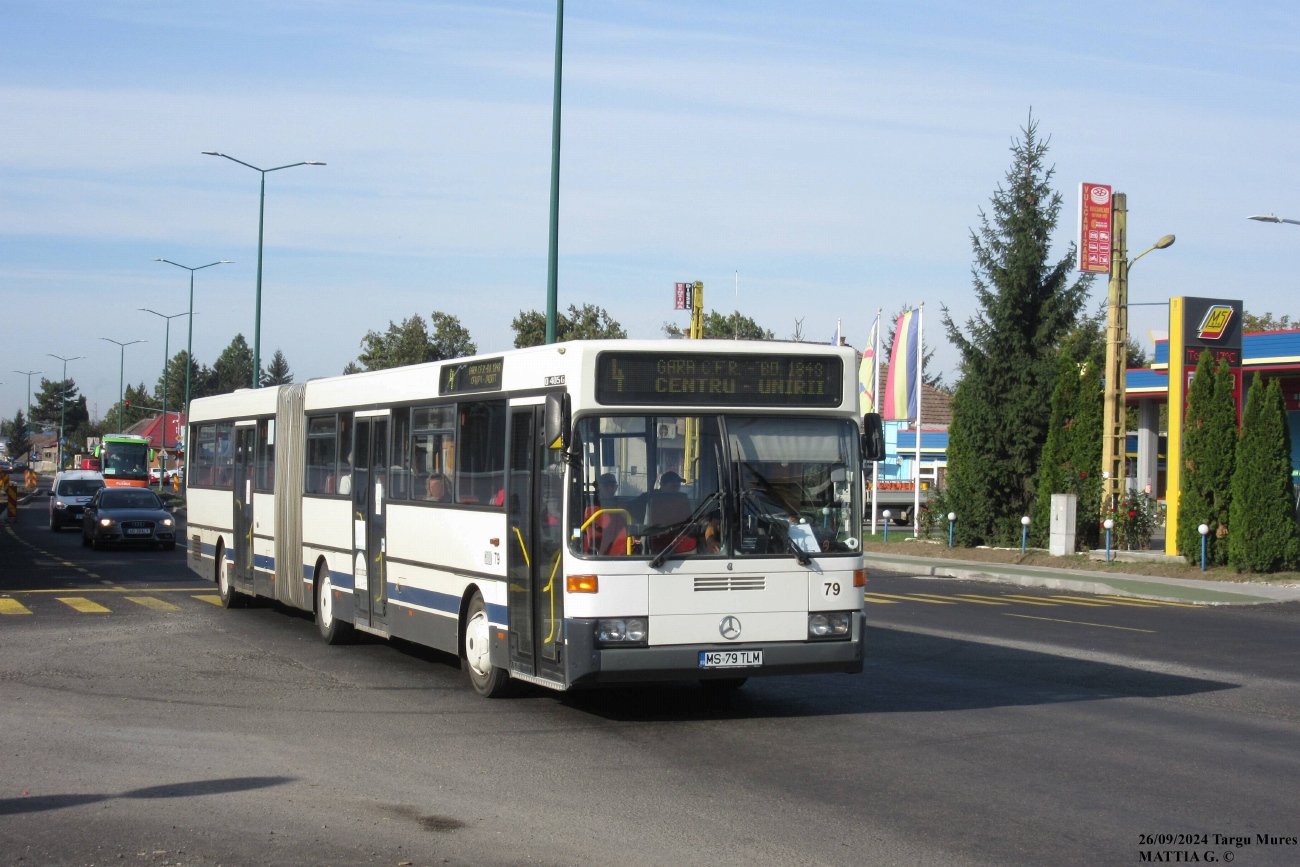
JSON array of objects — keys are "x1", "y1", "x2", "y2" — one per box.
[{"x1": 564, "y1": 612, "x2": 864, "y2": 685}]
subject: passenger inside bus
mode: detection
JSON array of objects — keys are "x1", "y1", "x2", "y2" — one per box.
[
  {"x1": 645, "y1": 471, "x2": 696, "y2": 554},
  {"x1": 426, "y1": 472, "x2": 451, "y2": 503},
  {"x1": 584, "y1": 473, "x2": 628, "y2": 555}
]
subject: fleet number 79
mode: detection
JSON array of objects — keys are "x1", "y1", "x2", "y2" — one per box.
[{"x1": 824, "y1": 582, "x2": 841, "y2": 596}]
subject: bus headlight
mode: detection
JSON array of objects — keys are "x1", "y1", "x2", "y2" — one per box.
[
  {"x1": 596, "y1": 618, "x2": 648, "y2": 646},
  {"x1": 808, "y1": 611, "x2": 852, "y2": 639}
]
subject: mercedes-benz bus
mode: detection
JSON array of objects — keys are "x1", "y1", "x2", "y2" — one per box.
[{"x1": 184, "y1": 340, "x2": 881, "y2": 697}]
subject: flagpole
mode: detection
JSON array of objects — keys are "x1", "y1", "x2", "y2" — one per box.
[
  {"x1": 914, "y1": 303, "x2": 924, "y2": 537},
  {"x1": 871, "y1": 308, "x2": 881, "y2": 537}
]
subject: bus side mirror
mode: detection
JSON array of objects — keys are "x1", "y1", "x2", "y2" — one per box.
[
  {"x1": 544, "y1": 392, "x2": 570, "y2": 451},
  {"x1": 861, "y1": 413, "x2": 884, "y2": 462},
  {"x1": 150, "y1": 449, "x2": 156, "y2": 462}
]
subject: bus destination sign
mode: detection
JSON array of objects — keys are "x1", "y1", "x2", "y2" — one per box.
[
  {"x1": 595, "y1": 352, "x2": 842, "y2": 407},
  {"x1": 439, "y1": 357, "x2": 504, "y2": 395}
]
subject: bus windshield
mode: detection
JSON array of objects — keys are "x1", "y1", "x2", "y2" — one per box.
[
  {"x1": 103, "y1": 442, "x2": 150, "y2": 480},
  {"x1": 570, "y1": 415, "x2": 860, "y2": 560}
]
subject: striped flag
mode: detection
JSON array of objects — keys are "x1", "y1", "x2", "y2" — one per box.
[
  {"x1": 858, "y1": 314, "x2": 880, "y2": 413},
  {"x1": 883, "y1": 309, "x2": 919, "y2": 420}
]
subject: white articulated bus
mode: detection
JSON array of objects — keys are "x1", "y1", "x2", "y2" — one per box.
[{"x1": 185, "y1": 339, "x2": 881, "y2": 697}]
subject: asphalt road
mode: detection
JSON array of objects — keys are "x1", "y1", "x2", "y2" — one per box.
[{"x1": 2, "y1": 493, "x2": 1299, "y2": 866}]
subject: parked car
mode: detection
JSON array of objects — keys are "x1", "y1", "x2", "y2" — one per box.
[
  {"x1": 81, "y1": 487, "x2": 178, "y2": 550},
  {"x1": 48, "y1": 470, "x2": 106, "y2": 531},
  {"x1": 149, "y1": 467, "x2": 162, "y2": 482}
]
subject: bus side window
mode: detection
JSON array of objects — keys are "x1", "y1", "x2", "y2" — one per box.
[{"x1": 305, "y1": 415, "x2": 338, "y2": 495}]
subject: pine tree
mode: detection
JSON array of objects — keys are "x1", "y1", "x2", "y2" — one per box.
[
  {"x1": 1228, "y1": 378, "x2": 1300, "y2": 572},
  {"x1": 1204, "y1": 360, "x2": 1239, "y2": 565},
  {"x1": 1030, "y1": 352, "x2": 1077, "y2": 546},
  {"x1": 1176, "y1": 351, "x2": 1217, "y2": 562},
  {"x1": 941, "y1": 115, "x2": 1092, "y2": 545},
  {"x1": 7, "y1": 410, "x2": 31, "y2": 463},
  {"x1": 261, "y1": 349, "x2": 294, "y2": 386},
  {"x1": 212, "y1": 335, "x2": 255, "y2": 393},
  {"x1": 1068, "y1": 351, "x2": 1104, "y2": 549},
  {"x1": 355, "y1": 311, "x2": 476, "y2": 371}
]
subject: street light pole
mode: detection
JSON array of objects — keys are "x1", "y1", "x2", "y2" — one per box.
[
  {"x1": 140, "y1": 309, "x2": 188, "y2": 485},
  {"x1": 1248, "y1": 213, "x2": 1300, "y2": 226},
  {"x1": 99, "y1": 338, "x2": 145, "y2": 434},
  {"x1": 154, "y1": 259, "x2": 231, "y2": 452},
  {"x1": 202, "y1": 151, "x2": 325, "y2": 386},
  {"x1": 1099, "y1": 189, "x2": 1175, "y2": 513},
  {"x1": 13, "y1": 369, "x2": 41, "y2": 433},
  {"x1": 545, "y1": 0, "x2": 564, "y2": 344},
  {"x1": 46, "y1": 354, "x2": 83, "y2": 471}
]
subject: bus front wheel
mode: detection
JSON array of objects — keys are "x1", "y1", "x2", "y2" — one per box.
[
  {"x1": 462, "y1": 593, "x2": 512, "y2": 698},
  {"x1": 216, "y1": 545, "x2": 242, "y2": 609}
]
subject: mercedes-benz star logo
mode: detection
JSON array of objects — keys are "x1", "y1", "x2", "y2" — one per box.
[{"x1": 719, "y1": 615, "x2": 742, "y2": 641}]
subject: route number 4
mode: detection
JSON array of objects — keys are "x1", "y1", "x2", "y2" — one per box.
[{"x1": 823, "y1": 582, "x2": 841, "y2": 596}]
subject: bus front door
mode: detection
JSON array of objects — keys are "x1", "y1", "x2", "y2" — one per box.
[
  {"x1": 232, "y1": 426, "x2": 255, "y2": 595},
  {"x1": 506, "y1": 407, "x2": 566, "y2": 683},
  {"x1": 351, "y1": 417, "x2": 388, "y2": 631}
]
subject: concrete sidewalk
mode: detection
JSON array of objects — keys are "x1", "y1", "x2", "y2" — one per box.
[{"x1": 863, "y1": 550, "x2": 1300, "y2": 605}]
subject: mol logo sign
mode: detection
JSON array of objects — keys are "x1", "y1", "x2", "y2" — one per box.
[{"x1": 1196, "y1": 305, "x2": 1235, "y2": 341}]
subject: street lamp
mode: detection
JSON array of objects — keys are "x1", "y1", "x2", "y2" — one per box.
[
  {"x1": 140, "y1": 308, "x2": 189, "y2": 484},
  {"x1": 202, "y1": 151, "x2": 325, "y2": 386},
  {"x1": 13, "y1": 369, "x2": 41, "y2": 433},
  {"x1": 154, "y1": 258, "x2": 231, "y2": 446},
  {"x1": 99, "y1": 338, "x2": 145, "y2": 434},
  {"x1": 47, "y1": 354, "x2": 83, "y2": 471},
  {"x1": 1100, "y1": 188, "x2": 1176, "y2": 514},
  {"x1": 1248, "y1": 214, "x2": 1300, "y2": 226}
]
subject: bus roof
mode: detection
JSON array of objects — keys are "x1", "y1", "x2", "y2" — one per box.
[{"x1": 187, "y1": 339, "x2": 861, "y2": 419}]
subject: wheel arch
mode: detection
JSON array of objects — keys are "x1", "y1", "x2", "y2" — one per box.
[
  {"x1": 457, "y1": 583, "x2": 485, "y2": 659},
  {"x1": 312, "y1": 555, "x2": 331, "y2": 613}
]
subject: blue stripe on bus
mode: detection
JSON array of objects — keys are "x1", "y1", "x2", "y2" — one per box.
[{"x1": 387, "y1": 583, "x2": 507, "y2": 625}]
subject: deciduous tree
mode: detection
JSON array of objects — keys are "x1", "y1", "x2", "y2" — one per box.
[
  {"x1": 662, "y1": 310, "x2": 774, "y2": 340},
  {"x1": 513, "y1": 303, "x2": 626, "y2": 348}
]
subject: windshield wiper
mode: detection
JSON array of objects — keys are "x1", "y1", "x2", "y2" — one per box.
[
  {"x1": 649, "y1": 490, "x2": 723, "y2": 569},
  {"x1": 739, "y1": 489, "x2": 811, "y2": 566}
]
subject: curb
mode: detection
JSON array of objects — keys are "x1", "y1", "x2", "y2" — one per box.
[{"x1": 863, "y1": 552, "x2": 1300, "y2": 605}]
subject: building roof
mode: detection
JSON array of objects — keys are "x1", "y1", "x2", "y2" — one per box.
[{"x1": 121, "y1": 413, "x2": 186, "y2": 449}]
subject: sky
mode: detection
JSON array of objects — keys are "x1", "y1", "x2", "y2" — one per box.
[{"x1": 2, "y1": 1, "x2": 1298, "y2": 421}]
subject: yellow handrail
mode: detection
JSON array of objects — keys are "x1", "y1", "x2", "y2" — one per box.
[
  {"x1": 542, "y1": 549, "x2": 563, "y2": 644},
  {"x1": 578, "y1": 508, "x2": 632, "y2": 531},
  {"x1": 511, "y1": 526, "x2": 531, "y2": 567}
]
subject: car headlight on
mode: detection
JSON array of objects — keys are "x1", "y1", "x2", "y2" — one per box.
[
  {"x1": 596, "y1": 617, "x2": 648, "y2": 646},
  {"x1": 808, "y1": 611, "x2": 852, "y2": 639},
  {"x1": 99, "y1": 517, "x2": 113, "y2": 527},
  {"x1": 54, "y1": 500, "x2": 66, "y2": 509},
  {"x1": 161, "y1": 518, "x2": 173, "y2": 527}
]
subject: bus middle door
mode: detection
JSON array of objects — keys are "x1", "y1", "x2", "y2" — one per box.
[
  {"x1": 351, "y1": 417, "x2": 388, "y2": 631},
  {"x1": 505, "y1": 406, "x2": 566, "y2": 683},
  {"x1": 232, "y1": 425, "x2": 255, "y2": 594}
]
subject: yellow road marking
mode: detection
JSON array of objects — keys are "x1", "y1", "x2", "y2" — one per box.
[
  {"x1": 126, "y1": 596, "x2": 179, "y2": 611},
  {"x1": 6, "y1": 587, "x2": 213, "y2": 594},
  {"x1": 57, "y1": 597, "x2": 111, "y2": 614},
  {"x1": 1006, "y1": 594, "x2": 1105, "y2": 607},
  {"x1": 1004, "y1": 613, "x2": 1155, "y2": 633},
  {"x1": 1053, "y1": 595, "x2": 1156, "y2": 608},
  {"x1": 0, "y1": 598, "x2": 33, "y2": 615},
  {"x1": 873, "y1": 593, "x2": 956, "y2": 604},
  {"x1": 958, "y1": 594, "x2": 1057, "y2": 607},
  {"x1": 916, "y1": 593, "x2": 1005, "y2": 605},
  {"x1": 1098, "y1": 595, "x2": 1200, "y2": 608},
  {"x1": 862, "y1": 596, "x2": 899, "y2": 604},
  {"x1": 193, "y1": 595, "x2": 224, "y2": 606}
]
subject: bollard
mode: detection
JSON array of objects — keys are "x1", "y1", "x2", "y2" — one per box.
[
  {"x1": 1020, "y1": 515, "x2": 1030, "y2": 554},
  {"x1": 1198, "y1": 523, "x2": 1210, "y2": 572},
  {"x1": 1103, "y1": 518, "x2": 1115, "y2": 563},
  {"x1": 947, "y1": 512, "x2": 956, "y2": 547},
  {"x1": 882, "y1": 510, "x2": 891, "y2": 543}
]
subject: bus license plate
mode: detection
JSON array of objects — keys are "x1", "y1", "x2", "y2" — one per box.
[
  {"x1": 125, "y1": 528, "x2": 151, "y2": 535},
  {"x1": 699, "y1": 650, "x2": 762, "y2": 669}
]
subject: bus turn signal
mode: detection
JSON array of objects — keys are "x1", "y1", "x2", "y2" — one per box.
[{"x1": 567, "y1": 575, "x2": 599, "y2": 593}]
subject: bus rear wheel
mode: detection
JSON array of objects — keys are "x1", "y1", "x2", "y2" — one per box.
[
  {"x1": 216, "y1": 545, "x2": 242, "y2": 609},
  {"x1": 462, "y1": 593, "x2": 512, "y2": 698},
  {"x1": 316, "y1": 567, "x2": 354, "y2": 646}
]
